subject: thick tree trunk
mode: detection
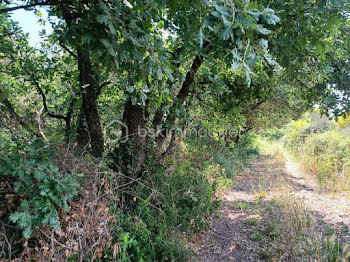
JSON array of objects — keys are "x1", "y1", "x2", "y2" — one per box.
[
  {"x1": 77, "y1": 45, "x2": 104, "y2": 157},
  {"x1": 61, "y1": 7, "x2": 103, "y2": 157},
  {"x1": 124, "y1": 99, "x2": 146, "y2": 174},
  {"x1": 112, "y1": 99, "x2": 146, "y2": 175},
  {"x1": 122, "y1": 100, "x2": 145, "y2": 145},
  {"x1": 75, "y1": 106, "x2": 90, "y2": 150}
]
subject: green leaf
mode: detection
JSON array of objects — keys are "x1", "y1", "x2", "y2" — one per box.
[
  {"x1": 9, "y1": 212, "x2": 21, "y2": 223},
  {"x1": 165, "y1": 68, "x2": 174, "y2": 82},
  {"x1": 257, "y1": 25, "x2": 272, "y2": 35},
  {"x1": 157, "y1": 68, "x2": 163, "y2": 80},
  {"x1": 96, "y1": 15, "x2": 109, "y2": 25},
  {"x1": 221, "y1": 25, "x2": 233, "y2": 40},
  {"x1": 126, "y1": 86, "x2": 134, "y2": 93},
  {"x1": 231, "y1": 61, "x2": 241, "y2": 71},
  {"x1": 0, "y1": 89, "x2": 9, "y2": 101},
  {"x1": 164, "y1": 93, "x2": 173, "y2": 102},
  {"x1": 259, "y1": 39, "x2": 268, "y2": 50},
  {"x1": 23, "y1": 226, "x2": 32, "y2": 239}
]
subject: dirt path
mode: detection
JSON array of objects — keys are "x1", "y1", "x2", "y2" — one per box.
[
  {"x1": 284, "y1": 154, "x2": 350, "y2": 228},
  {"x1": 193, "y1": 152, "x2": 350, "y2": 261}
]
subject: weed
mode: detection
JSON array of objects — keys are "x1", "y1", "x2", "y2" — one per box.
[
  {"x1": 244, "y1": 217, "x2": 259, "y2": 226},
  {"x1": 252, "y1": 193, "x2": 350, "y2": 261},
  {"x1": 230, "y1": 202, "x2": 249, "y2": 210}
]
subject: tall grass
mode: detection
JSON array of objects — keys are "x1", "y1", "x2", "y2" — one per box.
[{"x1": 255, "y1": 192, "x2": 350, "y2": 261}]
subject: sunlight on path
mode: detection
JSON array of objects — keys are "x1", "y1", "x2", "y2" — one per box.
[
  {"x1": 195, "y1": 151, "x2": 350, "y2": 261},
  {"x1": 284, "y1": 153, "x2": 350, "y2": 228}
]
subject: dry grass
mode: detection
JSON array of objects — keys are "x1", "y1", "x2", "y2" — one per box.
[
  {"x1": 251, "y1": 144, "x2": 350, "y2": 261},
  {"x1": 0, "y1": 147, "x2": 118, "y2": 261},
  {"x1": 255, "y1": 192, "x2": 350, "y2": 261}
]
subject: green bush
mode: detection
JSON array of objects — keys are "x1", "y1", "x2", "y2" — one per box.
[
  {"x1": 284, "y1": 110, "x2": 350, "y2": 191},
  {"x1": 302, "y1": 131, "x2": 350, "y2": 190},
  {"x1": 110, "y1": 160, "x2": 217, "y2": 261},
  {"x1": 105, "y1": 135, "x2": 262, "y2": 261},
  {"x1": 213, "y1": 135, "x2": 259, "y2": 178},
  {"x1": 0, "y1": 139, "x2": 79, "y2": 238},
  {"x1": 258, "y1": 128, "x2": 285, "y2": 140}
]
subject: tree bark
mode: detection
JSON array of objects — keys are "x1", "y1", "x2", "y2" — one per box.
[
  {"x1": 113, "y1": 98, "x2": 146, "y2": 175},
  {"x1": 158, "y1": 43, "x2": 211, "y2": 152},
  {"x1": 77, "y1": 45, "x2": 104, "y2": 157},
  {"x1": 60, "y1": 5, "x2": 104, "y2": 157}
]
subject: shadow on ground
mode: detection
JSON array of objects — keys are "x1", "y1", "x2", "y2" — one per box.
[{"x1": 194, "y1": 154, "x2": 350, "y2": 262}]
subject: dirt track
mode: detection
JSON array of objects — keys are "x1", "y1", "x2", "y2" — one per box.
[{"x1": 193, "y1": 153, "x2": 350, "y2": 261}]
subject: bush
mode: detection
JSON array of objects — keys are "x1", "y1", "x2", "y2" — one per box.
[
  {"x1": 0, "y1": 139, "x2": 79, "y2": 238},
  {"x1": 109, "y1": 144, "x2": 219, "y2": 261},
  {"x1": 284, "y1": 110, "x2": 350, "y2": 191},
  {"x1": 0, "y1": 131, "x2": 260, "y2": 260},
  {"x1": 104, "y1": 136, "x2": 261, "y2": 261},
  {"x1": 302, "y1": 131, "x2": 350, "y2": 190}
]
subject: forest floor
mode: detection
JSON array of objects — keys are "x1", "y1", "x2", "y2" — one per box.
[{"x1": 191, "y1": 146, "x2": 350, "y2": 261}]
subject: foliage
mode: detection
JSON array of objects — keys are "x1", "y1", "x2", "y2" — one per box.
[
  {"x1": 284, "y1": 110, "x2": 350, "y2": 191},
  {"x1": 102, "y1": 135, "x2": 259, "y2": 261},
  {"x1": 0, "y1": 139, "x2": 79, "y2": 238},
  {"x1": 337, "y1": 114, "x2": 350, "y2": 128},
  {"x1": 0, "y1": 0, "x2": 349, "y2": 260},
  {"x1": 108, "y1": 142, "x2": 221, "y2": 261},
  {"x1": 214, "y1": 135, "x2": 260, "y2": 178}
]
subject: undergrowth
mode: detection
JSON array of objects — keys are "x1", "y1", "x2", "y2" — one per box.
[
  {"x1": 247, "y1": 144, "x2": 350, "y2": 262},
  {"x1": 282, "y1": 110, "x2": 350, "y2": 191},
  {"x1": 0, "y1": 134, "x2": 259, "y2": 261},
  {"x1": 254, "y1": 194, "x2": 350, "y2": 262}
]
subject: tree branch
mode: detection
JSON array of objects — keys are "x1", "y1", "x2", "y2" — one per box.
[
  {"x1": 96, "y1": 81, "x2": 111, "y2": 97},
  {"x1": 59, "y1": 43, "x2": 77, "y2": 58},
  {"x1": 242, "y1": 100, "x2": 266, "y2": 114},
  {"x1": 176, "y1": 42, "x2": 211, "y2": 103},
  {"x1": 157, "y1": 43, "x2": 211, "y2": 150},
  {"x1": 2, "y1": 99, "x2": 28, "y2": 127},
  {"x1": 0, "y1": 1, "x2": 60, "y2": 14},
  {"x1": 7, "y1": 53, "x2": 67, "y2": 121}
]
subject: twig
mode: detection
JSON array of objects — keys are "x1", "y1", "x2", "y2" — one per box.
[
  {"x1": 119, "y1": 190, "x2": 165, "y2": 214},
  {"x1": 1, "y1": 221, "x2": 12, "y2": 260},
  {"x1": 35, "y1": 107, "x2": 48, "y2": 141}
]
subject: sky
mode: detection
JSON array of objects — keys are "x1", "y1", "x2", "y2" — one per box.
[{"x1": 10, "y1": 8, "x2": 53, "y2": 47}]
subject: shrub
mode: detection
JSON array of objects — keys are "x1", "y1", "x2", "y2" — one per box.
[
  {"x1": 284, "y1": 119, "x2": 312, "y2": 151},
  {"x1": 106, "y1": 137, "x2": 251, "y2": 261},
  {"x1": 213, "y1": 135, "x2": 259, "y2": 178},
  {"x1": 301, "y1": 131, "x2": 350, "y2": 190},
  {"x1": 337, "y1": 114, "x2": 350, "y2": 128},
  {"x1": 110, "y1": 153, "x2": 218, "y2": 261},
  {"x1": 284, "y1": 110, "x2": 350, "y2": 191},
  {"x1": 0, "y1": 139, "x2": 79, "y2": 238}
]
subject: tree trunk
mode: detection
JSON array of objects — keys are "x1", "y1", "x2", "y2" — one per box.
[
  {"x1": 112, "y1": 99, "x2": 146, "y2": 175},
  {"x1": 61, "y1": 7, "x2": 103, "y2": 157},
  {"x1": 77, "y1": 45, "x2": 104, "y2": 157},
  {"x1": 75, "y1": 106, "x2": 90, "y2": 150},
  {"x1": 158, "y1": 44, "x2": 211, "y2": 152}
]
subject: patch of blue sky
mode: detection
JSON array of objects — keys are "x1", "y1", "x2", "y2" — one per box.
[{"x1": 10, "y1": 7, "x2": 53, "y2": 47}]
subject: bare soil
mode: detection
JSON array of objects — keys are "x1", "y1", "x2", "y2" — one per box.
[{"x1": 191, "y1": 153, "x2": 350, "y2": 261}]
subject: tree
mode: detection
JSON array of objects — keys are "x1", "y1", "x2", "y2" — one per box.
[{"x1": 0, "y1": 0, "x2": 348, "y2": 175}]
